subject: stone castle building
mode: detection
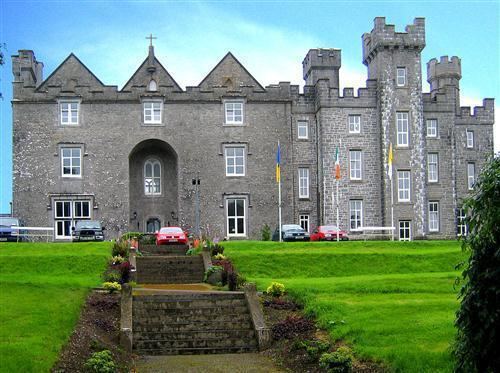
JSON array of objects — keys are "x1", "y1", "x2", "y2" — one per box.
[{"x1": 11, "y1": 18, "x2": 494, "y2": 240}]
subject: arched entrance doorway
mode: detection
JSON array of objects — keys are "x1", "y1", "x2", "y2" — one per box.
[{"x1": 129, "y1": 139, "x2": 178, "y2": 232}]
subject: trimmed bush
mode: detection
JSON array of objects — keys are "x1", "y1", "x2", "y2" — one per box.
[
  {"x1": 261, "y1": 224, "x2": 271, "y2": 241},
  {"x1": 266, "y1": 282, "x2": 285, "y2": 297},
  {"x1": 102, "y1": 282, "x2": 121, "y2": 294},
  {"x1": 84, "y1": 350, "x2": 116, "y2": 373},
  {"x1": 319, "y1": 347, "x2": 354, "y2": 373}
]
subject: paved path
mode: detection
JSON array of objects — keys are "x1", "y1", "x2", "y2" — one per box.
[{"x1": 135, "y1": 353, "x2": 284, "y2": 372}]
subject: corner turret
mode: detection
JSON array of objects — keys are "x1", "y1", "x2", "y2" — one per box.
[
  {"x1": 427, "y1": 56, "x2": 461, "y2": 92},
  {"x1": 12, "y1": 50, "x2": 44, "y2": 87},
  {"x1": 302, "y1": 48, "x2": 341, "y2": 88}
]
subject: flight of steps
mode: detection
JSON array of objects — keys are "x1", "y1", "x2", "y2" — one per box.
[
  {"x1": 135, "y1": 255, "x2": 205, "y2": 284},
  {"x1": 139, "y1": 244, "x2": 188, "y2": 256},
  {"x1": 132, "y1": 290, "x2": 258, "y2": 355}
]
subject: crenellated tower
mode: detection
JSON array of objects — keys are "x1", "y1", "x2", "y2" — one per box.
[
  {"x1": 302, "y1": 48, "x2": 341, "y2": 88},
  {"x1": 427, "y1": 56, "x2": 462, "y2": 113}
]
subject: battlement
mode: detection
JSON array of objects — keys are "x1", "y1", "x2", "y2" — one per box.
[
  {"x1": 302, "y1": 48, "x2": 341, "y2": 88},
  {"x1": 456, "y1": 99, "x2": 495, "y2": 124},
  {"x1": 362, "y1": 17, "x2": 425, "y2": 65},
  {"x1": 427, "y1": 56, "x2": 461, "y2": 83}
]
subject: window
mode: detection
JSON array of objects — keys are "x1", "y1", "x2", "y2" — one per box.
[
  {"x1": 225, "y1": 101, "x2": 244, "y2": 124},
  {"x1": 397, "y1": 112, "x2": 409, "y2": 146},
  {"x1": 146, "y1": 218, "x2": 161, "y2": 233},
  {"x1": 148, "y1": 79, "x2": 157, "y2": 91},
  {"x1": 426, "y1": 119, "x2": 438, "y2": 138},
  {"x1": 349, "y1": 150, "x2": 362, "y2": 180},
  {"x1": 298, "y1": 168, "x2": 310, "y2": 199},
  {"x1": 427, "y1": 153, "x2": 439, "y2": 182},
  {"x1": 297, "y1": 120, "x2": 308, "y2": 139},
  {"x1": 60, "y1": 101, "x2": 79, "y2": 125},
  {"x1": 348, "y1": 115, "x2": 361, "y2": 133},
  {"x1": 54, "y1": 200, "x2": 90, "y2": 239},
  {"x1": 349, "y1": 200, "x2": 363, "y2": 230},
  {"x1": 299, "y1": 214, "x2": 310, "y2": 233},
  {"x1": 397, "y1": 170, "x2": 410, "y2": 202},
  {"x1": 466, "y1": 130, "x2": 474, "y2": 148},
  {"x1": 467, "y1": 163, "x2": 475, "y2": 190},
  {"x1": 396, "y1": 67, "x2": 406, "y2": 87},
  {"x1": 225, "y1": 147, "x2": 245, "y2": 176},
  {"x1": 399, "y1": 220, "x2": 411, "y2": 241},
  {"x1": 61, "y1": 147, "x2": 81, "y2": 177},
  {"x1": 428, "y1": 201, "x2": 439, "y2": 232},
  {"x1": 457, "y1": 208, "x2": 467, "y2": 237},
  {"x1": 144, "y1": 159, "x2": 161, "y2": 195},
  {"x1": 226, "y1": 198, "x2": 246, "y2": 237},
  {"x1": 143, "y1": 101, "x2": 162, "y2": 124}
]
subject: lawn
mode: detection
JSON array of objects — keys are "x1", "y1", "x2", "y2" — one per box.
[
  {"x1": 224, "y1": 240, "x2": 465, "y2": 372},
  {"x1": 0, "y1": 242, "x2": 111, "y2": 372}
]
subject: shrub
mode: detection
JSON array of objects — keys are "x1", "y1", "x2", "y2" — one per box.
[
  {"x1": 186, "y1": 247, "x2": 200, "y2": 256},
  {"x1": 110, "y1": 255, "x2": 124, "y2": 265},
  {"x1": 111, "y1": 240, "x2": 129, "y2": 258},
  {"x1": 140, "y1": 234, "x2": 155, "y2": 245},
  {"x1": 120, "y1": 232, "x2": 143, "y2": 241},
  {"x1": 213, "y1": 253, "x2": 226, "y2": 260},
  {"x1": 228, "y1": 271, "x2": 238, "y2": 291},
  {"x1": 319, "y1": 347, "x2": 354, "y2": 373},
  {"x1": 261, "y1": 224, "x2": 271, "y2": 241},
  {"x1": 454, "y1": 155, "x2": 500, "y2": 372},
  {"x1": 84, "y1": 350, "x2": 116, "y2": 373},
  {"x1": 118, "y1": 261, "x2": 132, "y2": 284},
  {"x1": 271, "y1": 315, "x2": 314, "y2": 340},
  {"x1": 203, "y1": 265, "x2": 223, "y2": 282},
  {"x1": 236, "y1": 274, "x2": 247, "y2": 289},
  {"x1": 210, "y1": 244, "x2": 225, "y2": 256},
  {"x1": 102, "y1": 282, "x2": 121, "y2": 294},
  {"x1": 293, "y1": 339, "x2": 331, "y2": 362},
  {"x1": 103, "y1": 270, "x2": 120, "y2": 283},
  {"x1": 266, "y1": 282, "x2": 285, "y2": 297}
]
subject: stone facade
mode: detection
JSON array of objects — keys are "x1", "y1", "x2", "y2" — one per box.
[{"x1": 11, "y1": 17, "x2": 494, "y2": 240}]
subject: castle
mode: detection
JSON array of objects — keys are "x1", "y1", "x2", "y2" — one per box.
[{"x1": 11, "y1": 17, "x2": 494, "y2": 240}]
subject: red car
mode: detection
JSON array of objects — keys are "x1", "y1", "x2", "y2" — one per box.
[
  {"x1": 310, "y1": 225, "x2": 349, "y2": 241},
  {"x1": 155, "y1": 227, "x2": 188, "y2": 245}
]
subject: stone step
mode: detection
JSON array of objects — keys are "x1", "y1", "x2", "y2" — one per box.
[
  {"x1": 133, "y1": 298, "x2": 247, "y2": 310},
  {"x1": 133, "y1": 329, "x2": 256, "y2": 342},
  {"x1": 133, "y1": 312, "x2": 253, "y2": 325},
  {"x1": 135, "y1": 346, "x2": 258, "y2": 356},
  {"x1": 134, "y1": 305, "x2": 250, "y2": 319},
  {"x1": 136, "y1": 276, "x2": 205, "y2": 284},
  {"x1": 133, "y1": 320, "x2": 254, "y2": 332},
  {"x1": 134, "y1": 292, "x2": 245, "y2": 302},
  {"x1": 133, "y1": 336, "x2": 258, "y2": 350},
  {"x1": 140, "y1": 244, "x2": 189, "y2": 256}
]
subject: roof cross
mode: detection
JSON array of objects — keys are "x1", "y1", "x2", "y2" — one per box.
[{"x1": 146, "y1": 34, "x2": 157, "y2": 47}]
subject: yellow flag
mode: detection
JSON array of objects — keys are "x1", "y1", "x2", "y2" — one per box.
[{"x1": 388, "y1": 143, "x2": 393, "y2": 180}]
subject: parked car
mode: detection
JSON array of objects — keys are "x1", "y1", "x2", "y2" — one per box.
[
  {"x1": 72, "y1": 220, "x2": 105, "y2": 242},
  {"x1": 310, "y1": 225, "x2": 349, "y2": 241},
  {"x1": 272, "y1": 224, "x2": 310, "y2": 242},
  {"x1": 0, "y1": 217, "x2": 24, "y2": 242},
  {"x1": 155, "y1": 226, "x2": 188, "y2": 245}
]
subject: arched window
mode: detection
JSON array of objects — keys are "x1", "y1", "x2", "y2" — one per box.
[
  {"x1": 146, "y1": 218, "x2": 161, "y2": 233},
  {"x1": 144, "y1": 159, "x2": 161, "y2": 195},
  {"x1": 148, "y1": 79, "x2": 157, "y2": 91}
]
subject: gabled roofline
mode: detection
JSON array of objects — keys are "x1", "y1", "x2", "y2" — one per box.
[
  {"x1": 120, "y1": 56, "x2": 183, "y2": 92},
  {"x1": 36, "y1": 53, "x2": 106, "y2": 91},
  {"x1": 197, "y1": 52, "x2": 266, "y2": 92}
]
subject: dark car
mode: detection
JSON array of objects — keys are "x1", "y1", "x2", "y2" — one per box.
[
  {"x1": 310, "y1": 225, "x2": 349, "y2": 241},
  {"x1": 272, "y1": 224, "x2": 310, "y2": 242},
  {"x1": 0, "y1": 217, "x2": 24, "y2": 242},
  {"x1": 72, "y1": 220, "x2": 105, "y2": 242}
]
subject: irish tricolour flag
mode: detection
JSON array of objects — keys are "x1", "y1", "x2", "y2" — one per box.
[{"x1": 334, "y1": 146, "x2": 341, "y2": 180}]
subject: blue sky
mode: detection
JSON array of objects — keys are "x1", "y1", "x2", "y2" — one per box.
[{"x1": 0, "y1": 0, "x2": 498, "y2": 213}]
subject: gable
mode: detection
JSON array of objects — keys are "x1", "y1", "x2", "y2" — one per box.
[
  {"x1": 121, "y1": 57, "x2": 182, "y2": 92},
  {"x1": 37, "y1": 54, "x2": 105, "y2": 91},
  {"x1": 198, "y1": 52, "x2": 265, "y2": 92}
]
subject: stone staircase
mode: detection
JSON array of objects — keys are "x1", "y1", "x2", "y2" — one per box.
[
  {"x1": 135, "y1": 255, "x2": 205, "y2": 284},
  {"x1": 139, "y1": 244, "x2": 188, "y2": 256},
  {"x1": 131, "y1": 290, "x2": 259, "y2": 355}
]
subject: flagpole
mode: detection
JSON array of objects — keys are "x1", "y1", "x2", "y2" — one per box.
[
  {"x1": 336, "y1": 178, "x2": 339, "y2": 242},
  {"x1": 278, "y1": 141, "x2": 282, "y2": 242},
  {"x1": 391, "y1": 176, "x2": 394, "y2": 241}
]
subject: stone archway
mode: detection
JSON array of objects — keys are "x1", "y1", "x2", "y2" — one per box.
[{"x1": 129, "y1": 139, "x2": 178, "y2": 232}]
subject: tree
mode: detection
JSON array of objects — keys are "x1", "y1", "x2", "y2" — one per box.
[{"x1": 454, "y1": 154, "x2": 500, "y2": 372}]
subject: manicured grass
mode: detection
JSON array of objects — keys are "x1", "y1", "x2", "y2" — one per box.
[
  {"x1": 0, "y1": 242, "x2": 111, "y2": 372},
  {"x1": 224, "y1": 240, "x2": 465, "y2": 372}
]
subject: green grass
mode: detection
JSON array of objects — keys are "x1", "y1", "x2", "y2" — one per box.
[
  {"x1": 224, "y1": 240, "x2": 465, "y2": 372},
  {"x1": 0, "y1": 242, "x2": 111, "y2": 372}
]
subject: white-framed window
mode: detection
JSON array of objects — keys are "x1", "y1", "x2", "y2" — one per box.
[
  {"x1": 397, "y1": 112, "x2": 409, "y2": 146},
  {"x1": 466, "y1": 130, "x2": 474, "y2": 148},
  {"x1": 349, "y1": 200, "x2": 363, "y2": 230},
  {"x1": 399, "y1": 220, "x2": 411, "y2": 241},
  {"x1": 428, "y1": 201, "x2": 439, "y2": 232},
  {"x1": 396, "y1": 67, "x2": 406, "y2": 87},
  {"x1": 148, "y1": 79, "x2": 157, "y2": 91},
  {"x1": 457, "y1": 208, "x2": 467, "y2": 237},
  {"x1": 60, "y1": 101, "x2": 79, "y2": 125},
  {"x1": 143, "y1": 101, "x2": 162, "y2": 124},
  {"x1": 299, "y1": 214, "x2": 310, "y2": 233},
  {"x1": 226, "y1": 198, "x2": 246, "y2": 237},
  {"x1": 61, "y1": 147, "x2": 81, "y2": 177},
  {"x1": 348, "y1": 115, "x2": 361, "y2": 134},
  {"x1": 426, "y1": 119, "x2": 438, "y2": 138},
  {"x1": 54, "y1": 200, "x2": 91, "y2": 239},
  {"x1": 397, "y1": 170, "x2": 411, "y2": 202},
  {"x1": 467, "y1": 163, "x2": 475, "y2": 190},
  {"x1": 225, "y1": 101, "x2": 244, "y2": 125},
  {"x1": 225, "y1": 147, "x2": 245, "y2": 176},
  {"x1": 297, "y1": 120, "x2": 308, "y2": 139},
  {"x1": 298, "y1": 168, "x2": 310, "y2": 199},
  {"x1": 349, "y1": 150, "x2": 362, "y2": 180},
  {"x1": 144, "y1": 159, "x2": 161, "y2": 195},
  {"x1": 427, "y1": 153, "x2": 439, "y2": 183}
]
